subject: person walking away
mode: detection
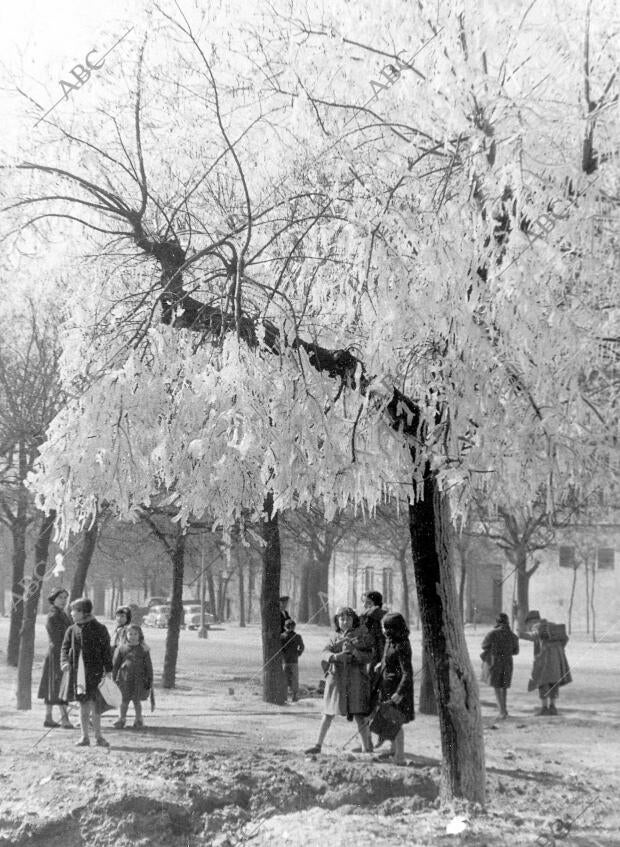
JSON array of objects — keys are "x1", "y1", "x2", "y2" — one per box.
[
  {"x1": 38, "y1": 588, "x2": 74, "y2": 728},
  {"x1": 374, "y1": 612, "x2": 414, "y2": 765},
  {"x1": 60, "y1": 597, "x2": 113, "y2": 747},
  {"x1": 360, "y1": 591, "x2": 386, "y2": 668},
  {"x1": 480, "y1": 612, "x2": 519, "y2": 719},
  {"x1": 280, "y1": 619, "x2": 305, "y2": 702},
  {"x1": 305, "y1": 607, "x2": 374, "y2": 755},
  {"x1": 112, "y1": 624, "x2": 153, "y2": 729},
  {"x1": 279, "y1": 596, "x2": 291, "y2": 633},
  {"x1": 519, "y1": 610, "x2": 572, "y2": 715},
  {"x1": 113, "y1": 606, "x2": 132, "y2": 648}
]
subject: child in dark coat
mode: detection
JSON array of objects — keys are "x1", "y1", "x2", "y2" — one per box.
[
  {"x1": 60, "y1": 597, "x2": 113, "y2": 747},
  {"x1": 280, "y1": 619, "x2": 305, "y2": 702},
  {"x1": 112, "y1": 624, "x2": 153, "y2": 729},
  {"x1": 481, "y1": 612, "x2": 520, "y2": 718},
  {"x1": 376, "y1": 612, "x2": 414, "y2": 765}
]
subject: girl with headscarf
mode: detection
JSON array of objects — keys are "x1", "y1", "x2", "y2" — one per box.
[
  {"x1": 113, "y1": 606, "x2": 132, "y2": 648},
  {"x1": 480, "y1": 612, "x2": 519, "y2": 718},
  {"x1": 375, "y1": 612, "x2": 414, "y2": 764},
  {"x1": 305, "y1": 606, "x2": 374, "y2": 755},
  {"x1": 37, "y1": 588, "x2": 74, "y2": 728}
]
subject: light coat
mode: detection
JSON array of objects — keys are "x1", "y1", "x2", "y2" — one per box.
[{"x1": 322, "y1": 624, "x2": 373, "y2": 716}]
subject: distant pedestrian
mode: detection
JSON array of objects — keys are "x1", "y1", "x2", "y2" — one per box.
[
  {"x1": 60, "y1": 597, "x2": 113, "y2": 747},
  {"x1": 38, "y1": 589, "x2": 73, "y2": 729},
  {"x1": 519, "y1": 610, "x2": 572, "y2": 715},
  {"x1": 279, "y1": 596, "x2": 291, "y2": 633},
  {"x1": 360, "y1": 591, "x2": 386, "y2": 668},
  {"x1": 480, "y1": 612, "x2": 520, "y2": 719},
  {"x1": 112, "y1": 624, "x2": 153, "y2": 729},
  {"x1": 374, "y1": 612, "x2": 414, "y2": 765},
  {"x1": 305, "y1": 607, "x2": 374, "y2": 755},
  {"x1": 113, "y1": 606, "x2": 132, "y2": 648},
  {"x1": 280, "y1": 619, "x2": 305, "y2": 702}
]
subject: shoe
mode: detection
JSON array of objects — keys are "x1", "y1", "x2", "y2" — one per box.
[
  {"x1": 60, "y1": 721, "x2": 74, "y2": 729},
  {"x1": 535, "y1": 706, "x2": 550, "y2": 716},
  {"x1": 373, "y1": 751, "x2": 393, "y2": 761},
  {"x1": 304, "y1": 744, "x2": 322, "y2": 754},
  {"x1": 352, "y1": 743, "x2": 374, "y2": 753},
  {"x1": 43, "y1": 720, "x2": 60, "y2": 728},
  {"x1": 548, "y1": 703, "x2": 558, "y2": 716},
  {"x1": 500, "y1": 712, "x2": 509, "y2": 720},
  {"x1": 133, "y1": 720, "x2": 144, "y2": 729},
  {"x1": 95, "y1": 737, "x2": 110, "y2": 747},
  {"x1": 112, "y1": 719, "x2": 126, "y2": 729},
  {"x1": 75, "y1": 738, "x2": 90, "y2": 746}
]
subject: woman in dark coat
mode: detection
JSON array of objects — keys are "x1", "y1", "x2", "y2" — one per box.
[
  {"x1": 376, "y1": 612, "x2": 414, "y2": 764},
  {"x1": 60, "y1": 597, "x2": 113, "y2": 747},
  {"x1": 305, "y1": 607, "x2": 374, "y2": 755},
  {"x1": 37, "y1": 588, "x2": 73, "y2": 728},
  {"x1": 481, "y1": 612, "x2": 520, "y2": 719},
  {"x1": 519, "y1": 610, "x2": 571, "y2": 715}
]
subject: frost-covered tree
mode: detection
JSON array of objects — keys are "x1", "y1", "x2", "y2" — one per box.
[{"x1": 2, "y1": 0, "x2": 617, "y2": 802}]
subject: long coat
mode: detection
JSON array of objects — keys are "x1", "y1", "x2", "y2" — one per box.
[
  {"x1": 60, "y1": 617, "x2": 113, "y2": 701},
  {"x1": 481, "y1": 623, "x2": 520, "y2": 689},
  {"x1": 37, "y1": 606, "x2": 72, "y2": 704},
  {"x1": 521, "y1": 621, "x2": 572, "y2": 691},
  {"x1": 378, "y1": 638, "x2": 415, "y2": 723},
  {"x1": 112, "y1": 643, "x2": 153, "y2": 701},
  {"x1": 360, "y1": 607, "x2": 386, "y2": 666},
  {"x1": 322, "y1": 625, "x2": 373, "y2": 717}
]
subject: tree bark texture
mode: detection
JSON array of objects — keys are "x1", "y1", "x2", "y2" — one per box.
[
  {"x1": 418, "y1": 639, "x2": 438, "y2": 716},
  {"x1": 7, "y1": 484, "x2": 29, "y2": 667},
  {"x1": 16, "y1": 510, "x2": 56, "y2": 710},
  {"x1": 514, "y1": 547, "x2": 530, "y2": 629},
  {"x1": 70, "y1": 521, "x2": 99, "y2": 601},
  {"x1": 260, "y1": 494, "x2": 286, "y2": 705},
  {"x1": 162, "y1": 527, "x2": 185, "y2": 689},
  {"x1": 398, "y1": 549, "x2": 411, "y2": 625},
  {"x1": 238, "y1": 554, "x2": 246, "y2": 627},
  {"x1": 409, "y1": 469, "x2": 486, "y2": 803}
]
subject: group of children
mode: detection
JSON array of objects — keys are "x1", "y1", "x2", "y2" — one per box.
[{"x1": 42, "y1": 595, "x2": 154, "y2": 747}]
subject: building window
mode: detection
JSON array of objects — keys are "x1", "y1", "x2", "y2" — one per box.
[
  {"x1": 558, "y1": 546, "x2": 576, "y2": 568},
  {"x1": 382, "y1": 569, "x2": 393, "y2": 606},
  {"x1": 364, "y1": 567, "x2": 374, "y2": 593},
  {"x1": 598, "y1": 548, "x2": 615, "y2": 570}
]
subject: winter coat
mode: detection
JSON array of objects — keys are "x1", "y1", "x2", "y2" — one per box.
[
  {"x1": 322, "y1": 624, "x2": 373, "y2": 717},
  {"x1": 112, "y1": 643, "x2": 153, "y2": 701},
  {"x1": 360, "y1": 606, "x2": 386, "y2": 666},
  {"x1": 60, "y1": 616, "x2": 113, "y2": 701},
  {"x1": 378, "y1": 638, "x2": 415, "y2": 723},
  {"x1": 280, "y1": 631, "x2": 305, "y2": 664},
  {"x1": 481, "y1": 623, "x2": 520, "y2": 689},
  {"x1": 113, "y1": 625, "x2": 128, "y2": 649},
  {"x1": 37, "y1": 606, "x2": 72, "y2": 704},
  {"x1": 521, "y1": 620, "x2": 572, "y2": 691}
]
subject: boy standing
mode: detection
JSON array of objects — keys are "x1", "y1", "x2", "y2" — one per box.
[{"x1": 280, "y1": 619, "x2": 304, "y2": 702}]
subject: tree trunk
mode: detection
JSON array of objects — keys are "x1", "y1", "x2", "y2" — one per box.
[
  {"x1": 162, "y1": 527, "x2": 185, "y2": 689},
  {"x1": 584, "y1": 555, "x2": 590, "y2": 633},
  {"x1": 16, "y1": 511, "x2": 56, "y2": 710},
  {"x1": 409, "y1": 469, "x2": 485, "y2": 803},
  {"x1": 207, "y1": 568, "x2": 217, "y2": 619},
  {"x1": 458, "y1": 556, "x2": 467, "y2": 624},
  {"x1": 514, "y1": 547, "x2": 529, "y2": 629},
  {"x1": 69, "y1": 521, "x2": 99, "y2": 600},
  {"x1": 397, "y1": 549, "x2": 410, "y2": 624},
  {"x1": 247, "y1": 559, "x2": 254, "y2": 623},
  {"x1": 261, "y1": 494, "x2": 285, "y2": 704},
  {"x1": 238, "y1": 554, "x2": 246, "y2": 627},
  {"x1": 7, "y1": 485, "x2": 29, "y2": 666},
  {"x1": 589, "y1": 558, "x2": 597, "y2": 642},
  {"x1": 418, "y1": 638, "x2": 438, "y2": 715},
  {"x1": 313, "y1": 551, "x2": 331, "y2": 625},
  {"x1": 567, "y1": 564, "x2": 578, "y2": 635},
  {"x1": 297, "y1": 559, "x2": 311, "y2": 623}
]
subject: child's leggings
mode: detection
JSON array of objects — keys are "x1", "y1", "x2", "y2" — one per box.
[{"x1": 120, "y1": 698, "x2": 143, "y2": 722}]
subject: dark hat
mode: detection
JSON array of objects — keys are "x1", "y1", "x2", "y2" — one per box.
[
  {"x1": 279, "y1": 596, "x2": 290, "y2": 602},
  {"x1": 365, "y1": 591, "x2": 383, "y2": 607},
  {"x1": 524, "y1": 610, "x2": 541, "y2": 623},
  {"x1": 496, "y1": 612, "x2": 510, "y2": 626},
  {"x1": 284, "y1": 618, "x2": 296, "y2": 629}
]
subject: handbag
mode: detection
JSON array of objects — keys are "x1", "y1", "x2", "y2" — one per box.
[
  {"x1": 369, "y1": 700, "x2": 406, "y2": 741},
  {"x1": 98, "y1": 675, "x2": 123, "y2": 709}
]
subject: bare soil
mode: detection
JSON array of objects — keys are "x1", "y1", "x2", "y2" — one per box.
[{"x1": 0, "y1": 620, "x2": 618, "y2": 846}]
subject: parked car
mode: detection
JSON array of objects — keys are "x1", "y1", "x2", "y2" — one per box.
[
  {"x1": 182, "y1": 605, "x2": 215, "y2": 630},
  {"x1": 144, "y1": 605, "x2": 171, "y2": 628}
]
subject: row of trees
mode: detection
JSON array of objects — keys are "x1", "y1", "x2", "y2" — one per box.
[{"x1": 2, "y1": 0, "x2": 616, "y2": 804}]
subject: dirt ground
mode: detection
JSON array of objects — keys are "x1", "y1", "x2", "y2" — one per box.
[{"x1": 0, "y1": 618, "x2": 619, "y2": 846}]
